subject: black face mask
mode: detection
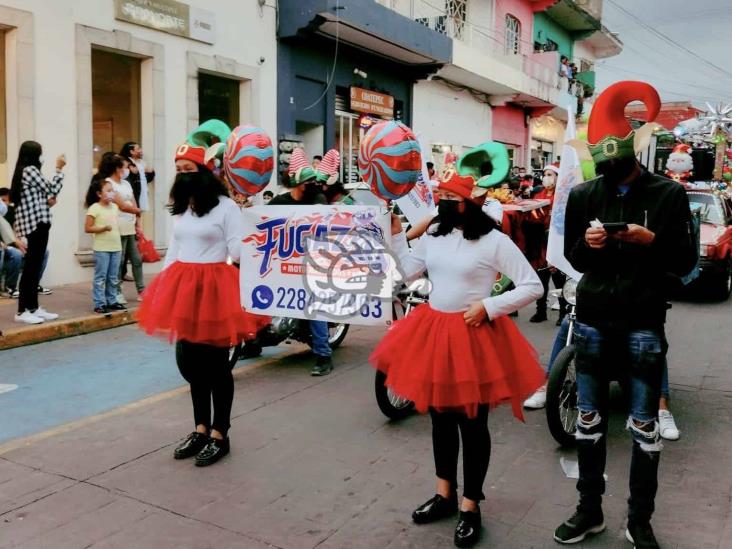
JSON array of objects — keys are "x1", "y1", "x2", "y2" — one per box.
[
  {"x1": 302, "y1": 183, "x2": 321, "y2": 202},
  {"x1": 596, "y1": 157, "x2": 638, "y2": 187},
  {"x1": 438, "y1": 199, "x2": 463, "y2": 226}
]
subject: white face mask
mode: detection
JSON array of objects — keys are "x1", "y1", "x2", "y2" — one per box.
[
  {"x1": 39, "y1": 155, "x2": 45, "y2": 165},
  {"x1": 122, "y1": 168, "x2": 130, "y2": 180},
  {"x1": 104, "y1": 191, "x2": 116, "y2": 201},
  {"x1": 542, "y1": 174, "x2": 556, "y2": 188}
]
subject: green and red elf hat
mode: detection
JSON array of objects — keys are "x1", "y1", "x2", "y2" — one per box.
[
  {"x1": 287, "y1": 147, "x2": 317, "y2": 187},
  {"x1": 569, "y1": 81, "x2": 661, "y2": 165}
]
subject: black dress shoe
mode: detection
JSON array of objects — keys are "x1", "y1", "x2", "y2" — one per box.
[
  {"x1": 412, "y1": 493, "x2": 458, "y2": 524},
  {"x1": 107, "y1": 303, "x2": 127, "y2": 311},
  {"x1": 195, "y1": 437, "x2": 230, "y2": 467},
  {"x1": 454, "y1": 509, "x2": 482, "y2": 548},
  {"x1": 530, "y1": 309, "x2": 548, "y2": 323},
  {"x1": 173, "y1": 432, "x2": 210, "y2": 460}
]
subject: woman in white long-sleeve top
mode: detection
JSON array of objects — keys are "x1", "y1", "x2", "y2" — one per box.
[
  {"x1": 138, "y1": 142, "x2": 267, "y2": 467},
  {"x1": 370, "y1": 169, "x2": 544, "y2": 548}
]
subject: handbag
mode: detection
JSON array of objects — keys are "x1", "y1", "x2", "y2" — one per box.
[{"x1": 136, "y1": 229, "x2": 161, "y2": 263}]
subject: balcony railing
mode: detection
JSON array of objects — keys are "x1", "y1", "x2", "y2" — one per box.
[{"x1": 375, "y1": 0, "x2": 559, "y2": 90}]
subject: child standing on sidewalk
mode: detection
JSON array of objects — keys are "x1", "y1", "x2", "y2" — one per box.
[{"x1": 85, "y1": 179, "x2": 125, "y2": 314}]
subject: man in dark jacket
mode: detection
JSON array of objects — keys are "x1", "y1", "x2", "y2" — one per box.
[{"x1": 554, "y1": 82, "x2": 696, "y2": 549}]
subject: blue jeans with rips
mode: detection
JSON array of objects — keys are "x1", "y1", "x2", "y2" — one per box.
[{"x1": 571, "y1": 320, "x2": 666, "y2": 524}]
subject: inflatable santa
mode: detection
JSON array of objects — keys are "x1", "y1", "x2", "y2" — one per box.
[{"x1": 665, "y1": 143, "x2": 693, "y2": 185}]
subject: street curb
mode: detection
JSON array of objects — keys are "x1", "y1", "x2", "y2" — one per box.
[{"x1": 0, "y1": 309, "x2": 139, "y2": 350}]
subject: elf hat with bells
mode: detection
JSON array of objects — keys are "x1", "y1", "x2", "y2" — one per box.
[
  {"x1": 437, "y1": 142, "x2": 511, "y2": 205},
  {"x1": 568, "y1": 81, "x2": 661, "y2": 165},
  {"x1": 287, "y1": 147, "x2": 317, "y2": 187}
]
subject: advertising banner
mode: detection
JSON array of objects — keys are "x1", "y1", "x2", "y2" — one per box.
[{"x1": 240, "y1": 205, "x2": 394, "y2": 326}]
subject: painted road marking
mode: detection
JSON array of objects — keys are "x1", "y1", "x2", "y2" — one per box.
[{"x1": 0, "y1": 384, "x2": 18, "y2": 394}]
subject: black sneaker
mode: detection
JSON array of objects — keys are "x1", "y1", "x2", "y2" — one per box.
[
  {"x1": 412, "y1": 493, "x2": 458, "y2": 524},
  {"x1": 38, "y1": 285, "x2": 53, "y2": 295},
  {"x1": 107, "y1": 303, "x2": 127, "y2": 311},
  {"x1": 195, "y1": 437, "x2": 230, "y2": 467},
  {"x1": 626, "y1": 522, "x2": 659, "y2": 549},
  {"x1": 554, "y1": 510, "x2": 605, "y2": 544},
  {"x1": 311, "y1": 355, "x2": 333, "y2": 376},
  {"x1": 174, "y1": 432, "x2": 210, "y2": 460},
  {"x1": 94, "y1": 306, "x2": 109, "y2": 315},
  {"x1": 454, "y1": 509, "x2": 481, "y2": 548}
]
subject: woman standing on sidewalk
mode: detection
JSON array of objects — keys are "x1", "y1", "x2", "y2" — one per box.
[
  {"x1": 138, "y1": 135, "x2": 267, "y2": 467},
  {"x1": 370, "y1": 164, "x2": 544, "y2": 547},
  {"x1": 10, "y1": 141, "x2": 65, "y2": 325}
]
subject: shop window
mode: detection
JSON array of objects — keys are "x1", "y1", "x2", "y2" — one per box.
[
  {"x1": 198, "y1": 72, "x2": 240, "y2": 129},
  {"x1": 0, "y1": 31, "x2": 7, "y2": 187},
  {"x1": 505, "y1": 15, "x2": 521, "y2": 55},
  {"x1": 91, "y1": 49, "x2": 141, "y2": 169}
]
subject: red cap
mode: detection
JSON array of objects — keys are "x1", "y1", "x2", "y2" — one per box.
[
  {"x1": 437, "y1": 170, "x2": 485, "y2": 205},
  {"x1": 175, "y1": 143, "x2": 214, "y2": 170}
]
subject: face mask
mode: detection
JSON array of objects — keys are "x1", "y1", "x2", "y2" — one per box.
[
  {"x1": 121, "y1": 169, "x2": 130, "y2": 180},
  {"x1": 437, "y1": 199, "x2": 463, "y2": 226},
  {"x1": 104, "y1": 191, "x2": 116, "y2": 201},
  {"x1": 39, "y1": 155, "x2": 45, "y2": 165},
  {"x1": 597, "y1": 157, "x2": 637, "y2": 187},
  {"x1": 542, "y1": 174, "x2": 556, "y2": 188}
]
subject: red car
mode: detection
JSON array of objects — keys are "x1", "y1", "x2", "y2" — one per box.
[{"x1": 687, "y1": 189, "x2": 732, "y2": 299}]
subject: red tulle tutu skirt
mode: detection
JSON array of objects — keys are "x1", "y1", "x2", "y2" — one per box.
[
  {"x1": 370, "y1": 304, "x2": 544, "y2": 420},
  {"x1": 138, "y1": 262, "x2": 270, "y2": 348}
]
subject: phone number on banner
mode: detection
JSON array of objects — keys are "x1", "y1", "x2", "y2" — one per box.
[{"x1": 273, "y1": 287, "x2": 385, "y2": 320}]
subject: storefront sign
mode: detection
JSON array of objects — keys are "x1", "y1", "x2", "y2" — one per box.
[
  {"x1": 114, "y1": 0, "x2": 215, "y2": 44},
  {"x1": 350, "y1": 87, "x2": 394, "y2": 118},
  {"x1": 240, "y1": 205, "x2": 394, "y2": 326}
]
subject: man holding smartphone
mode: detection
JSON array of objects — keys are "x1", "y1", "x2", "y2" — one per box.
[{"x1": 554, "y1": 82, "x2": 697, "y2": 549}]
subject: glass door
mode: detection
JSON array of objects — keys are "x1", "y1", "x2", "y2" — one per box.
[{"x1": 335, "y1": 111, "x2": 360, "y2": 185}]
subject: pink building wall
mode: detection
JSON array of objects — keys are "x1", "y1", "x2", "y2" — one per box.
[
  {"x1": 492, "y1": 104, "x2": 528, "y2": 165},
  {"x1": 494, "y1": 0, "x2": 535, "y2": 55}
]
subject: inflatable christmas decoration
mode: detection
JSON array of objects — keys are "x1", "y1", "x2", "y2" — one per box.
[
  {"x1": 223, "y1": 125, "x2": 275, "y2": 198},
  {"x1": 665, "y1": 143, "x2": 694, "y2": 184},
  {"x1": 358, "y1": 121, "x2": 422, "y2": 201}
]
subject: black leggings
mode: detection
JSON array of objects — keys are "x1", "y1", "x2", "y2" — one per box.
[
  {"x1": 175, "y1": 341, "x2": 233, "y2": 436},
  {"x1": 18, "y1": 222, "x2": 50, "y2": 313},
  {"x1": 430, "y1": 406, "x2": 491, "y2": 502},
  {"x1": 537, "y1": 268, "x2": 567, "y2": 308}
]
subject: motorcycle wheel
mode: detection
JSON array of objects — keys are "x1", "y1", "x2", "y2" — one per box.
[
  {"x1": 228, "y1": 343, "x2": 242, "y2": 369},
  {"x1": 327, "y1": 323, "x2": 349, "y2": 349},
  {"x1": 374, "y1": 370, "x2": 415, "y2": 420},
  {"x1": 545, "y1": 344, "x2": 578, "y2": 447}
]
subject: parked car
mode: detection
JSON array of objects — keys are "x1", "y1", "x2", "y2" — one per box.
[{"x1": 687, "y1": 189, "x2": 732, "y2": 299}]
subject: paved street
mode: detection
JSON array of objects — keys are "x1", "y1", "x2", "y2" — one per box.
[{"x1": 1, "y1": 299, "x2": 731, "y2": 549}]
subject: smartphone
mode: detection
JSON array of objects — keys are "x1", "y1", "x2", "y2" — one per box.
[{"x1": 603, "y1": 222, "x2": 629, "y2": 233}]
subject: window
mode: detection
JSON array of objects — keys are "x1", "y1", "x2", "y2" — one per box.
[
  {"x1": 447, "y1": 0, "x2": 467, "y2": 40},
  {"x1": 505, "y1": 15, "x2": 521, "y2": 54},
  {"x1": 198, "y1": 72, "x2": 240, "y2": 129},
  {"x1": 91, "y1": 49, "x2": 141, "y2": 168}
]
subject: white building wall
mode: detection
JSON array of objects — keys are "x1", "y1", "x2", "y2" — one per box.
[
  {"x1": 0, "y1": 0, "x2": 277, "y2": 286},
  {"x1": 412, "y1": 80, "x2": 492, "y2": 168}
]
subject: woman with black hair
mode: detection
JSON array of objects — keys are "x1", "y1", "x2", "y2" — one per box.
[
  {"x1": 137, "y1": 142, "x2": 267, "y2": 467},
  {"x1": 371, "y1": 170, "x2": 544, "y2": 547},
  {"x1": 10, "y1": 141, "x2": 66, "y2": 325}
]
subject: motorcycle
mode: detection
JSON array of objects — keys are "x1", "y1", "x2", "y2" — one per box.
[
  {"x1": 544, "y1": 278, "x2": 580, "y2": 447},
  {"x1": 229, "y1": 317, "x2": 350, "y2": 367},
  {"x1": 373, "y1": 280, "x2": 429, "y2": 420}
]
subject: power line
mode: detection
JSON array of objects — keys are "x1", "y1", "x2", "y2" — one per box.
[{"x1": 606, "y1": 0, "x2": 732, "y2": 81}]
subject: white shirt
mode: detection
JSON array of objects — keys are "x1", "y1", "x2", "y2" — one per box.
[
  {"x1": 133, "y1": 159, "x2": 149, "y2": 211},
  {"x1": 109, "y1": 178, "x2": 137, "y2": 236},
  {"x1": 164, "y1": 197, "x2": 244, "y2": 268},
  {"x1": 0, "y1": 200, "x2": 7, "y2": 217},
  {"x1": 392, "y1": 228, "x2": 542, "y2": 319}
]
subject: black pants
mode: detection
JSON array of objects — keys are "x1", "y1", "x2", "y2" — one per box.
[
  {"x1": 430, "y1": 406, "x2": 491, "y2": 502},
  {"x1": 537, "y1": 268, "x2": 567, "y2": 311},
  {"x1": 18, "y1": 222, "x2": 50, "y2": 313},
  {"x1": 175, "y1": 341, "x2": 233, "y2": 436}
]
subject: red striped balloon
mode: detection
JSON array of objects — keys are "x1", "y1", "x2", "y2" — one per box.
[
  {"x1": 223, "y1": 125, "x2": 274, "y2": 198},
  {"x1": 358, "y1": 121, "x2": 422, "y2": 201}
]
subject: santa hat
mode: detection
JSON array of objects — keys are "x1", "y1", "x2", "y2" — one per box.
[
  {"x1": 569, "y1": 81, "x2": 661, "y2": 165},
  {"x1": 544, "y1": 162, "x2": 560, "y2": 175},
  {"x1": 316, "y1": 149, "x2": 340, "y2": 184},
  {"x1": 287, "y1": 147, "x2": 317, "y2": 186},
  {"x1": 671, "y1": 143, "x2": 692, "y2": 155},
  {"x1": 175, "y1": 142, "x2": 215, "y2": 171},
  {"x1": 438, "y1": 170, "x2": 485, "y2": 206}
]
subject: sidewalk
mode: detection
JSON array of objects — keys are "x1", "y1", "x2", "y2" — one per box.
[{"x1": 0, "y1": 279, "x2": 148, "y2": 350}]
